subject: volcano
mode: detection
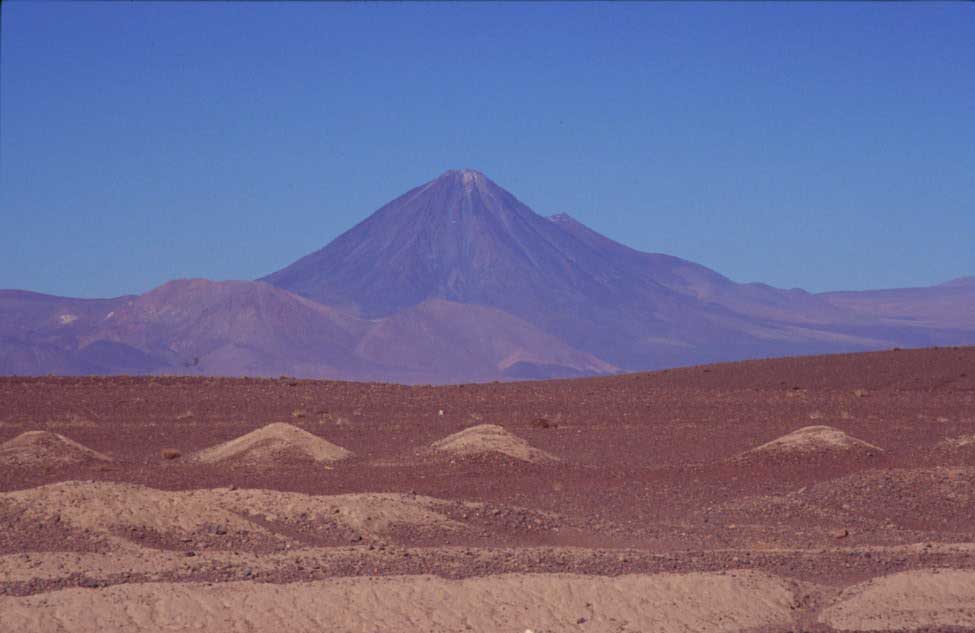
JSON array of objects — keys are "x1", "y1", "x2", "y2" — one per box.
[
  {"x1": 263, "y1": 169, "x2": 975, "y2": 372},
  {"x1": 2, "y1": 169, "x2": 974, "y2": 381}
]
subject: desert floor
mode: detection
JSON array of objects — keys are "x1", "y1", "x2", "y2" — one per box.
[{"x1": 1, "y1": 347, "x2": 974, "y2": 632}]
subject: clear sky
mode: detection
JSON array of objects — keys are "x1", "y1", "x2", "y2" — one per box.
[{"x1": 2, "y1": 2, "x2": 972, "y2": 298}]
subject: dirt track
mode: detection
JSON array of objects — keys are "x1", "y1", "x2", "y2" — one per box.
[{"x1": 1, "y1": 347, "x2": 974, "y2": 631}]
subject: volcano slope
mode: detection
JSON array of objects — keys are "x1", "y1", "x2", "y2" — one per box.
[{"x1": 1, "y1": 346, "x2": 974, "y2": 632}]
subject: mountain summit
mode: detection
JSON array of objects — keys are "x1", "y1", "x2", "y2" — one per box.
[
  {"x1": 263, "y1": 168, "x2": 587, "y2": 317},
  {"x1": 263, "y1": 170, "x2": 975, "y2": 372},
  {"x1": 269, "y1": 171, "x2": 717, "y2": 342},
  {"x1": 1, "y1": 170, "x2": 973, "y2": 381},
  {"x1": 444, "y1": 168, "x2": 490, "y2": 191},
  {"x1": 264, "y1": 168, "x2": 730, "y2": 367}
]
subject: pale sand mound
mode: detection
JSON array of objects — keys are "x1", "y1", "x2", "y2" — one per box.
[
  {"x1": 940, "y1": 434, "x2": 975, "y2": 449},
  {"x1": 734, "y1": 425, "x2": 883, "y2": 460},
  {"x1": 0, "y1": 430, "x2": 110, "y2": 467},
  {"x1": 430, "y1": 424, "x2": 557, "y2": 463},
  {"x1": 0, "y1": 571, "x2": 797, "y2": 633},
  {"x1": 820, "y1": 569, "x2": 975, "y2": 631},
  {"x1": 190, "y1": 422, "x2": 352, "y2": 465},
  {"x1": 0, "y1": 481, "x2": 462, "y2": 547}
]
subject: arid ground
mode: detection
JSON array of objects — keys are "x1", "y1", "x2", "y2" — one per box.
[{"x1": 1, "y1": 347, "x2": 974, "y2": 632}]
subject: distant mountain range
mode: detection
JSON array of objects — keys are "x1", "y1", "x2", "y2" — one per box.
[{"x1": 3, "y1": 169, "x2": 973, "y2": 382}]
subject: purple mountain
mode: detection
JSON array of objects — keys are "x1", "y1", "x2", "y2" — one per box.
[
  {"x1": 264, "y1": 169, "x2": 975, "y2": 371},
  {"x1": 2, "y1": 169, "x2": 973, "y2": 381}
]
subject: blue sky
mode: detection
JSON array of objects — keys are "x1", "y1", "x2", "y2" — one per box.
[{"x1": 2, "y1": 2, "x2": 972, "y2": 298}]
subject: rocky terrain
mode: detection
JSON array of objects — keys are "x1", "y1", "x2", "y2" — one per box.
[{"x1": 1, "y1": 346, "x2": 974, "y2": 631}]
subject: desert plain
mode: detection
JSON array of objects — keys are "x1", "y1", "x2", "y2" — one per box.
[{"x1": 1, "y1": 346, "x2": 974, "y2": 632}]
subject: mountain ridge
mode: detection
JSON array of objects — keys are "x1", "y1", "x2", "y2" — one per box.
[{"x1": 2, "y1": 169, "x2": 973, "y2": 382}]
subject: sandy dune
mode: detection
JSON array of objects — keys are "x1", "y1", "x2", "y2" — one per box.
[
  {"x1": 821, "y1": 569, "x2": 975, "y2": 631},
  {"x1": 189, "y1": 422, "x2": 352, "y2": 465},
  {"x1": 0, "y1": 571, "x2": 798, "y2": 633},
  {"x1": 0, "y1": 430, "x2": 110, "y2": 467},
  {"x1": 734, "y1": 425, "x2": 883, "y2": 461},
  {"x1": 430, "y1": 423, "x2": 557, "y2": 463},
  {"x1": 0, "y1": 481, "x2": 464, "y2": 550}
]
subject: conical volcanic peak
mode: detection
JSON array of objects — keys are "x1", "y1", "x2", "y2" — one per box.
[
  {"x1": 436, "y1": 169, "x2": 489, "y2": 191},
  {"x1": 262, "y1": 168, "x2": 894, "y2": 373},
  {"x1": 409, "y1": 168, "x2": 512, "y2": 217},
  {"x1": 262, "y1": 168, "x2": 584, "y2": 318},
  {"x1": 7, "y1": 168, "x2": 967, "y2": 382}
]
